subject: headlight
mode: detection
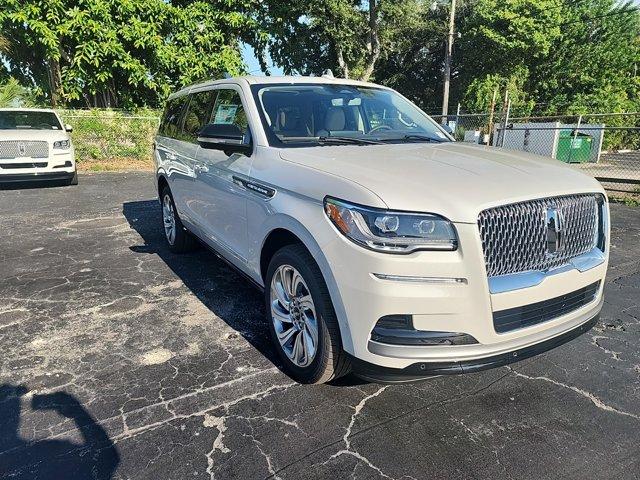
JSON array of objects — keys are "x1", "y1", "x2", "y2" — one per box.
[
  {"x1": 323, "y1": 197, "x2": 458, "y2": 253},
  {"x1": 53, "y1": 140, "x2": 71, "y2": 149}
]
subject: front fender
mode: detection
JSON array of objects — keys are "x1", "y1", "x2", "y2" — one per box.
[{"x1": 251, "y1": 210, "x2": 355, "y2": 355}]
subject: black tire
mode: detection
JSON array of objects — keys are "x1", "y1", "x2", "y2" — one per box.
[
  {"x1": 68, "y1": 170, "x2": 78, "y2": 186},
  {"x1": 160, "y1": 186, "x2": 197, "y2": 253},
  {"x1": 265, "y1": 244, "x2": 351, "y2": 384}
]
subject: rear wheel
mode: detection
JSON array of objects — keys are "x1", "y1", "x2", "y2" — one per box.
[
  {"x1": 265, "y1": 244, "x2": 350, "y2": 384},
  {"x1": 161, "y1": 186, "x2": 197, "y2": 253}
]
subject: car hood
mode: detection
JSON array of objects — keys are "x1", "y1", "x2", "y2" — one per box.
[
  {"x1": 279, "y1": 142, "x2": 604, "y2": 223},
  {"x1": 0, "y1": 129, "x2": 69, "y2": 142}
]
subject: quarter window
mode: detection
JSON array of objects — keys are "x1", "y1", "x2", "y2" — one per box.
[{"x1": 159, "y1": 96, "x2": 188, "y2": 138}]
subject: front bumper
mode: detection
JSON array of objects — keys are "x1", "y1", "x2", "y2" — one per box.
[
  {"x1": 349, "y1": 311, "x2": 599, "y2": 383},
  {"x1": 317, "y1": 218, "x2": 608, "y2": 371},
  {"x1": 0, "y1": 170, "x2": 75, "y2": 184},
  {"x1": 0, "y1": 151, "x2": 76, "y2": 185}
]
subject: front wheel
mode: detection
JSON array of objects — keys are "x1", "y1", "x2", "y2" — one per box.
[{"x1": 265, "y1": 244, "x2": 350, "y2": 384}]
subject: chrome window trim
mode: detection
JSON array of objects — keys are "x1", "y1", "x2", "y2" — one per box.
[{"x1": 488, "y1": 247, "x2": 605, "y2": 294}]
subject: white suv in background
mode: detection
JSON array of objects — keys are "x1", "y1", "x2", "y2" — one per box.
[
  {"x1": 0, "y1": 108, "x2": 77, "y2": 186},
  {"x1": 154, "y1": 76, "x2": 609, "y2": 384}
]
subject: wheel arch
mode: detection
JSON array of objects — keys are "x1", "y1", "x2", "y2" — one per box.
[
  {"x1": 157, "y1": 173, "x2": 169, "y2": 199},
  {"x1": 258, "y1": 219, "x2": 354, "y2": 355}
]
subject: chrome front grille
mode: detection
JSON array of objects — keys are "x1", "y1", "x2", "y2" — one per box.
[
  {"x1": 478, "y1": 194, "x2": 600, "y2": 277},
  {"x1": 0, "y1": 140, "x2": 49, "y2": 159}
]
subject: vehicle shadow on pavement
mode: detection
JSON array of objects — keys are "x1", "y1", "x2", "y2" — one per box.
[
  {"x1": 0, "y1": 384, "x2": 120, "y2": 480},
  {"x1": 123, "y1": 200, "x2": 282, "y2": 367},
  {"x1": 0, "y1": 180, "x2": 72, "y2": 190},
  {"x1": 122, "y1": 200, "x2": 367, "y2": 386},
  {"x1": 122, "y1": 200, "x2": 370, "y2": 386}
]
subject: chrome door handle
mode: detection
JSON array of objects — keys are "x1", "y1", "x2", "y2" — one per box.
[{"x1": 194, "y1": 164, "x2": 209, "y2": 174}]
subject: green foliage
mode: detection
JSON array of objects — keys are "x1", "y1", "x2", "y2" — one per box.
[
  {"x1": 58, "y1": 109, "x2": 159, "y2": 165},
  {"x1": 463, "y1": 66, "x2": 536, "y2": 116},
  {"x1": 0, "y1": 0, "x2": 257, "y2": 108},
  {"x1": 379, "y1": 0, "x2": 640, "y2": 116},
  {"x1": 253, "y1": 0, "x2": 419, "y2": 81},
  {"x1": 1, "y1": 0, "x2": 638, "y2": 117},
  {"x1": 0, "y1": 78, "x2": 35, "y2": 107},
  {"x1": 459, "y1": 0, "x2": 640, "y2": 115},
  {"x1": 610, "y1": 193, "x2": 640, "y2": 207}
]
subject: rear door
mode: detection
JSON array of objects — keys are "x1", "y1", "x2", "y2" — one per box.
[
  {"x1": 175, "y1": 88, "x2": 217, "y2": 228},
  {"x1": 192, "y1": 86, "x2": 253, "y2": 262},
  {"x1": 156, "y1": 95, "x2": 191, "y2": 212}
]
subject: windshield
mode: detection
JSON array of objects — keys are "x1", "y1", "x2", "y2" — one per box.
[
  {"x1": 0, "y1": 111, "x2": 62, "y2": 130},
  {"x1": 252, "y1": 84, "x2": 451, "y2": 147}
]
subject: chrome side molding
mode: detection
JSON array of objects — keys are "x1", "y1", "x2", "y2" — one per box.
[
  {"x1": 488, "y1": 247, "x2": 606, "y2": 294},
  {"x1": 372, "y1": 273, "x2": 467, "y2": 284}
]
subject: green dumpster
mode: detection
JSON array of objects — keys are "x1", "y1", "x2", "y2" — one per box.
[{"x1": 556, "y1": 129, "x2": 593, "y2": 163}]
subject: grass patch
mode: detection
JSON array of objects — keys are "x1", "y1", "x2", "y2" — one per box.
[
  {"x1": 58, "y1": 109, "x2": 159, "y2": 171},
  {"x1": 78, "y1": 157, "x2": 153, "y2": 172},
  {"x1": 609, "y1": 194, "x2": 640, "y2": 207}
]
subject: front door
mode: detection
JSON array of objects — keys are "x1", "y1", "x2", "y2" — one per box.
[{"x1": 193, "y1": 87, "x2": 253, "y2": 263}]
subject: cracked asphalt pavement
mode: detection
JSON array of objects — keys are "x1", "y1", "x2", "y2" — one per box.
[{"x1": 1, "y1": 172, "x2": 639, "y2": 479}]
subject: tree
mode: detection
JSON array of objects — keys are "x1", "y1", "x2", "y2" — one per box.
[
  {"x1": 454, "y1": 0, "x2": 640, "y2": 114},
  {"x1": 374, "y1": 0, "x2": 640, "y2": 115},
  {"x1": 0, "y1": 0, "x2": 257, "y2": 108},
  {"x1": 252, "y1": 0, "x2": 423, "y2": 81},
  {"x1": 531, "y1": 0, "x2": 640, "y2": 114}
]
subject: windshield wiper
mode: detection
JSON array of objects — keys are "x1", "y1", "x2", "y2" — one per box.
[
  {"x1": 383, "y1": 134, "x2": 446, "y2": 143},
  {"x1": 317, "y1": 136, "x2": 383, "y2": 145}
]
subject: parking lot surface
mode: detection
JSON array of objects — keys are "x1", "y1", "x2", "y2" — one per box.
[{"x1": 1, "y1": 172, "x2": 639, "y2": 480}]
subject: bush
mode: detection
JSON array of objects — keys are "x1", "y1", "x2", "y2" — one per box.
[{"x1": 57, "y1": 109, "x2": 160, "y2": 170}]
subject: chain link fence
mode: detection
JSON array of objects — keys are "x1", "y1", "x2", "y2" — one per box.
[
  {"x1": 433, "y1": 111, "x2": 640, "y2": 197},
  {"x1": 57, "y1": 109, "x2": 160, "y2": 170}
]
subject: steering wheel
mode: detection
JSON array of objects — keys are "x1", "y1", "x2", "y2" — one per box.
[{"x1": 368, "y1": 124, "x2": 392, "y2": 134}]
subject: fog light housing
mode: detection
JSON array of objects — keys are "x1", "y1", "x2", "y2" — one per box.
[{"x1": 371, "y1": 315, "x2": 478, "y2": 346}]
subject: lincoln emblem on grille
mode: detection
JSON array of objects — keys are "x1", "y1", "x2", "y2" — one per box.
[
  {"x1": 545, "y1": 206, "x2": 564, "y2": 255},
  {"x1": 18, "y1": 142, "x2": 26, "y2": 157}
]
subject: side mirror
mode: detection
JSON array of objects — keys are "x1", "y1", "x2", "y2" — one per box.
[
  {"x1": 65, "y1": 124, "x2": 73, "y2": 133},
  {"x1": 197, "y1": 124, "x2": 251, "y2": 155}
]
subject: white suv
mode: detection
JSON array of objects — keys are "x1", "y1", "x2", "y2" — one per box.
[
  {"x1": 0, "y1": 108, "x2": 77, "y2": 186},
  {"x1": 154, "y1": 76, "x2": 609, "y2": 384}
]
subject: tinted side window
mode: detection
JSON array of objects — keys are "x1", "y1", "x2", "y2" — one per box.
[
  {"x1": 208, "y1": 89, "x2": 250, "y2": 143},
  {"x1": 182, "y1": 90, "x2": 216, "y2": 142},
  {"x1": 159, "y1": 96, "x2": 188, "y2": 138}
]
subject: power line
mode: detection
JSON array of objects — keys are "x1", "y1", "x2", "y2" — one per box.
[
  {"x1": 479, "y1": 3, "x2": 639, "y2": 29},
  {"x1": 554, "y1": 6, "x2": 640, "y2": 28}
]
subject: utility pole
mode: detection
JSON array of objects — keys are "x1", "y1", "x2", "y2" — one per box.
[
  {"x1": 487, "y1": 88, "x2": 498, "y2": 144},
  {"x1": 441, "y1": 0, "x2": 457, "y2": 123}
]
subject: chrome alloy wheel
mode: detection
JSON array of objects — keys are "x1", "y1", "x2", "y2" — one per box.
[
  {"x1": 162, "y1": 194, "x2": 176, "y2": 245},
  {"x1": 270, "y1": 265, "x2": 319, "y2": 367}
]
